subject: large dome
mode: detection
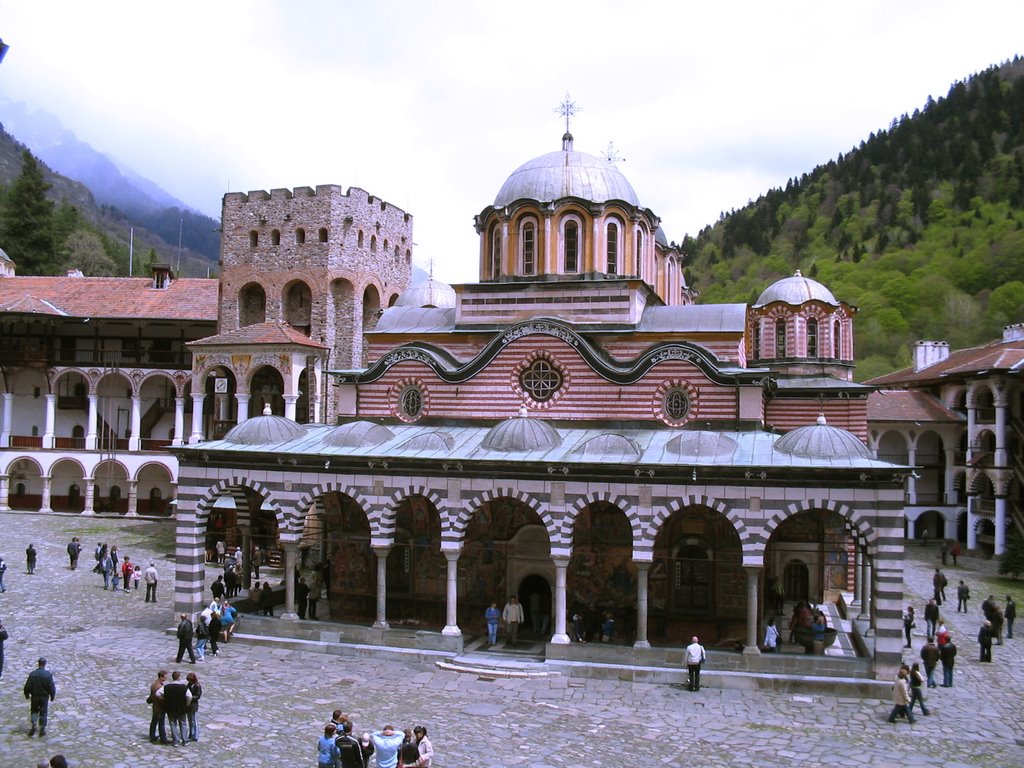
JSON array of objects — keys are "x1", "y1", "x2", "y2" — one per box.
[
  {"x1": 394, "y1": 277, "x2": 456, "y2": 309},
  {"x1": 756, "y1": 270, "x2": 838, "y2": 306},
  {"x1": 222, "y1": 405, "x2": 307, "y2": 445},
  {"x1": 493, "y1": 134, "x2": 639, "y2": 208},
  {"x1": 773, "y1": 414, "x2": 872, "y2": 460}
]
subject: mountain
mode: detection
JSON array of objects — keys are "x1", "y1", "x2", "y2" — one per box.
[
  {"x1": 0, "y1": 98, "x2": 220, "y2": 271},
  {"x1": 683, "y1": 57, "x2": 1024, "y2": 381}
]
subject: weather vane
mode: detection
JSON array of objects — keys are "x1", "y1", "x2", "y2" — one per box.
[
  {"x1": 601, "y1": 141, "x2": 625, "y2": 165},
  {"x1": 553, "y1": 92, "x2": 580, "y2": 134}
]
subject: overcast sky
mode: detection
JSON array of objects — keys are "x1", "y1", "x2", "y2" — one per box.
[{"x1": 1, "y1": 1, "x2": 1022, "y2": 283}]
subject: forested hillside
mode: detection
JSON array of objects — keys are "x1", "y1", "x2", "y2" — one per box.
[{"x1": 684, "y1": 57, "x2": 1024, "y2": 381}]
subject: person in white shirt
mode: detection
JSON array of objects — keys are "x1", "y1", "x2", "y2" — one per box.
[
  {"x1": 685, "y1": 636, "x2": 706, "y2": 691},
  {"x1": 502, "y1": 596, "x2": 525, "y2": 645},
  {"x1": 763, "y1": 617, "x2": 780, "y2": 653}
]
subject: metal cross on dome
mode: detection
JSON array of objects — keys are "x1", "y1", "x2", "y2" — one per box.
[
  {"x1": 601, "y1": 141, "x2": 625, "y2": 165},
  {"x1": 553, "y1": 92, "x2": 580, "y2": 133}
]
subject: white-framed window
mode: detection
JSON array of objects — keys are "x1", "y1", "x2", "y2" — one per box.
[
  {"x1": 606, "y1": 220, "x2": 620, "y2": 275},
  {"x1": 490, "y1": 224, "x2": 502, "y2": 279},
  {"x1": 562, "y1": 217, "x2": 581, "y2": 273},
  {"x1": 775, "y1": 318, "x2": 787, "y2": 358},
  {"x1": 807, "y1": 318, "x2": 819, "y2": 357},
  {"x1": 636, "y1": 229, "x2": 645, "y2": 280},
  {"x1": 833, "y1": 319, "x2": 842, "y2": 358},
  {"x1": 521, "y1": 220, "x2": 536, "y2": 275}
]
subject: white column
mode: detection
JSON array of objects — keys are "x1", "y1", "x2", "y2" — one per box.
[
  {"x1": 189, "y1": 393, "x2": 205, "y2": 444},
  {"x1": 944, "y1": 447, "x2": 957, "y2": 504},
  {"x1": 39, "y1": 475, "x2": 53, "y2": 514},
  {"x1": 906, "y1": 446, "x2": 917, "y2": 504},
  {"x1": 126, "y1": 480, "x2": 139, "y2": 517},
  {"x1": 743, "y1": 566, "x2": 762, "y2": 655},
  {"x1": 943, "y1": 513, "x2": 956, "y2": 541},
  {"x1": 281, "y1": 542, "x2": 299, "y2": 620},
  {"x1": 995, "y1": 496, "x2": 1007, "y2": 555},
  {"x1": 235, "y1": 393, "x2": 251, "y2": 423},
  {"x1": 86, "y1": 394, "x2": 99, "y2": 450},
  {"x1": 128, "y1": 395, "x2": 142, "y2": 450},
  {"x1": 633, "y1": 561, "x2": 651, "y2": 649},
  {"x1": 283, "y1": 394, "x2": 298, "y2": 422},
  {"x1": 311, "y1": 358, "x2": 323, "y2": 424},
  {"x1": 172, "y1": 397, "x2": 185, "y2": 447},
  {"x1": 966, "y1": 404, "x2": 976, "y2": 464},
  {"x1": 967, "y1": 496, "x2": 978, "y2": 550},
  {"x1": 0, "y1": 475, "x2": 9, "y2": 511},
  {"x1": 1, "y1": 392, "x2": 13, "y2": 447},
  {"x1": 43, "y1": 393, "x2": 56, "y2": 448},
  {"x1": 372, "y1": 547, "x2": 390, "y2": 629},
  {"x1": 994, "y1": 400, "x2": 1007, "y2": 467},
  {"x1": 83, "y1": 477, "x2": 96, "y2": 515},
  {"x1": 442, "y1": 550, "x2": 462, "y2": 637},
  {"x1": 551, "y1": 557, "x2": 570, "y2": 644},
  {"x1": 906, "y1": 516, "x2": 916, "y2": 541}
]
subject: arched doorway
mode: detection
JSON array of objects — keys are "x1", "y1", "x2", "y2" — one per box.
[
  {"x1": 783, "y1": 560, "x2": 810, "y2": 602},
  {"x1": 518, "y1": 574, "x2": 552, "y2": 637},
  {"x1": 385, "y1": 495, "x2": 444, "y2": 628},
  {"x1": 568, "y1": 501, "x2": 635, "y2": 643}
]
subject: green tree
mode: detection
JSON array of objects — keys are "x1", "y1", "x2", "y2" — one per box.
[
  {"x1": 999, "y1": 529, "x2": 1024, "y2": 580},
  {"x1": 59, "y1": 229, "x2": 117, "y2": 276},
  {"x1": 0, "y1": 150, "x2": 56, "y2": 274}
]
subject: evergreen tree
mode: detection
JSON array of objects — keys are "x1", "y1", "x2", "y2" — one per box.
[
  {"x1": 999, "y1": 528, "x2": 1024, "y2": 580},
  {"x1": 0, "y1": 150, "x2": 57, "y2": 274}
]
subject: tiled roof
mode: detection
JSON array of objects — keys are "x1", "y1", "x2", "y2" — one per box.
[
  {"x1": 867, "y1": 390, "x2": 963, "y2": 423},
  {"x1": 188, "y1": 322, "x2": 327, "y2": 349},
  {"x1": 868, "y1": 338, "x2": 1024, "y2": 386},
  {"x1": 0, "y1": 276, "x2": 218, "y2": 320}
]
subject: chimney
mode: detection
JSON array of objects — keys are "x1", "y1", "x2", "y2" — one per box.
[
  {"x1": 1003, "y1": 323, "x2": 1024, "y2": 342},
  {"x1": 150, "y1": 262, "x2": 173, "y2": 289},
  {"x1": 65, "y1": 268, "x2": 84, "y2": 278},
  {"x1": 913, "y1": 340, "x2": 950, "y2": 372}
]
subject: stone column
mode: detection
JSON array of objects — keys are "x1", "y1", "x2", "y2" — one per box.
[
  {"x1": 189, "y1": 393, "x2": 205, "y2": 444},
  {"x1": 943, "y1": 447, "x2": 957, "y2": 504},
  {"x1": 235, "y1": 393, "x2": 251, "y2": 423},
  {"x1": 0, "y1": 474, "x2": 9, "y2": 511},
  {"x1": 129, "y1": 394, "x2": 142, "y2": 450},
  {"x1": 86, "y1": 394, "x2": 98, "y2": 449},
  {"x1": 39, "y1": 476, "x2": 53, "y2": 514},
  {"x1": 83, "y1": 477, "x2": 96, "y2": 515},
  {"x1": 967, "y1": 496, "x2": 978, "y2": 550},
  {"x1": 995, "y1": 495, "x2": 1007, "y2": 555},
  {"x1": 944, "y1": 513, "x2": 956, "y2": 541},
  {"x1": 906, "y1": 445, "x2": 917, "y2": 504},
  {"x1": 550, "y1": 557, "x2": 570, "y2": 644},
  {"x1": 281, "y1": 542, "x2": 299, "y2": 620},
  {"x1": 858, "y1": 543, "x2": 871, "y2": 620},
  {"x1": 906, "y1": 516, "x2": 916, "y2": 542},
  {"x1": 0, "y1": 392, "x2": 12, "y2": 447},
  {"x1": 43, "y1": 393, "x2": 56, "y2": 449},
  {"x1": 172, "y1": 397, "x2": 185, "y2": 447},
  {"x1": 851, "y1": 545, "x2": 863, "y2": 610},
  {"x1": 994, "y1": 399, "x2": 1007, "y2": 467},
  {"x1": 633, "y1": 561, "x2": 651, "y2": 649},
  {"x1": 126, "y1": 480, "x2": 139, "y2": 517},
  {"x1": 240, "y1": 526, "x2": 252, "y2": 591},
  {"x1": 442, "y1": 550, "x2": 462, "y2": 637},
  {"x1": 372, "y1": 546, "x2": 390, "y2": 629},
  {"x1": 172, "y1": 496, "x2": 208, "y2": 620},
  {"x1": 284, "y1": 394, "x2": 298, "y2": 421},
  {"x1": 743, "y1": 566, "x2": 762, "y2": 655}
]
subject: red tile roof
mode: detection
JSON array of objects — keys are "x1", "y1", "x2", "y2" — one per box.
[
  {"x1": 0, "y1": 276, "x2": 218, "y2": 321},
  {"x1": 188, "y1": 322, "x2": 327, "y2": 349},
  {"x1": 867, "y1": 390, "x2": 963, "y2": 423},
  {"x1": 867, "y1": 337, "x2": 1024, "y2": 386}
]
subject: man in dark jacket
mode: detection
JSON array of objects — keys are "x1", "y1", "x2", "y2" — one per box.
[
  {"x1": 296, "y1": 577, "x2": 310, "y2": 620},
  {"x1": 66, "y1": 538, "x2": 81, "y2": 570},
  {"x1": 923, "y1": 599, "x2": 939, "y2": 638},
  {"x1": 175, "y1": 613, "x2": 196, "y2": 663},
  {"x1": 24, "y1": 657, "x2": 56, "y2": 736},
  {"x1": 919, "y1": 636, "x2": 940, "y2": 688},
  {"x1": 939, "y1": 637, "x2": 957, "y2": 687},
  {"x1": 1005, "y1": 595, "x2": 1016, "y2": 639},
  {"x1": 157, "y1": 670, "x2": 192, "y2": 746},
  {"x1": 336, "y1": 720, "x2": 368, "y2": 768}
]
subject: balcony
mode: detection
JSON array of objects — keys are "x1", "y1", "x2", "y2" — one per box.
[
  {"x1": 54, "y1": 437, "x2": 86, "y2": 450},
  {"x1": 10, "y1": 435, "x2": 42, "y2": 448}
]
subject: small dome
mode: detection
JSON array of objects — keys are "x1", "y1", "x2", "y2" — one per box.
[
  {"x1": 397, "y1": 430, "x2": 455, "y2": 451},
  {"x1": 326, "y1": 421, "x2": 395, "y2": 448},
  {"x1": 222, "y1": 404, "x2": 306, "y2": 445},
  {"x1": 773, "y1": 414, "x2": 872, "y2": 459},
  {"x1": 666, "y1": 431, "x2": 738, "y2": 462},
  {"x1": 480, "y1": 406, "x2": 562, "y2": 452},
  {"x1": 493, "y1": 137, "x2": 639, "y2": 208},
  {"x1": 756, "y1": 270, "x2": 837, "y2": 306},
  {"x1": 394, "y1": 277, "x2": 456, "y2": 309},
  {"x1": 570, "y1": 433, "x2": 641, "y2": 459}
]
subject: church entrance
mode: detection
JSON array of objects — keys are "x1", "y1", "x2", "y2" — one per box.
[
  {"x1": 518, "y1": 574, "x2": 552, "y2": 638},
  {"x1": 784, "y1": 560, "x2": 809, "y2": 602}
]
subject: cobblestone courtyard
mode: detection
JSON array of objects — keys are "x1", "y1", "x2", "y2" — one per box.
[{"x1": 0, "y1": 510, "x2": 1022, "y2": 767}]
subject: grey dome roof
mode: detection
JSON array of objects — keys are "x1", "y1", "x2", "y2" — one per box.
[
  {"x1": 394, "y1": 277, "x2": 456, "y2": 309},
  {"x1": 223, "y1": 405, "x2": 306, "y2": 445},
  {"x1": 569, "y1": 433, "x2": 641, "y2": 459},
  {"x1": 773, "y1": 414, "x2": 872, "y2": 459},
  {"x1": 398, "y1": 430, "x2": 455, "y2": 451},
  {"x1": 494, "y1": 138, "x2": 639, "y2": 208},
  {"x1": 326, "y1": 421, "x2": 395, "y2": 448},
  {"x1": 480, "y1": 406, "x2": 562, "y2": 452},
  {"x1": 665, "y1": 431, "x2": 738, "y2": 462},
  {"x1": 756, "y1": 270, "x2": 838, "y2": 306}
]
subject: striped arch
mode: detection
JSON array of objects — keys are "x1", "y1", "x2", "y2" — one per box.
[
  {"x1": 451, "y1": 487, "x2": 557, "y2": 545},
  {"x1": 381, "y1": 484, "x2": 447, "y2": 540},
  {"x1": 643, "y1": 494, "x2": 747, "y2": 552},
  {"x1": 293, "y1": 481, "x2": 375, "y2": 532},
  {"x1": 966, "y1": 380, "x2": 996, "y2": 408},
  {"x1": 193, "y1": 475, "x2": 286, "y2": 532},
  {"x1": 762, "y1": 499, "x2": 876, "y2": 552},
  {"x1": 967, "y1": 469, "x2": 996, "y2": 495},
  {"x1": 560, "y1": 491, "x2": 641, "y2": 548}
]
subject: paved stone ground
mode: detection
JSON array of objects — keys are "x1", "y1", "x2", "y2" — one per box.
[{"x1": 1, "y1": 510, "x2": 1022, "y2": 767}]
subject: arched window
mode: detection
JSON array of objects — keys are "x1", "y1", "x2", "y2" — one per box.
[
  {"x1": 606, "y1": 221, "x2": 619, "y2": 275},
  {"x1": 833, "y1": 319, "x2": 842, "y2": 358},
  {"x1": 319, "y1": 228, "x2": 329, "y2": 243},
  {"x1": 521, "y1": 221, "x2": 536, "y2": 275},
  {"x1": 249, "y1": 230, "x2": 258, "y2": 248},
  {"x1": 636, "y1": 230, "x2": 645, "y2": 280},
  {"x1": 752, "y1": 324, "x2": 761, "y2": 359},
  {"x1": 370, "y1": 235, "x2": 377, "y2": 253},
  {"x1": 775, "y1": 318, "x2": 787, "y2": 358},
  {"x1": 358, "y1": 231, "x2": 364, "y2": 247},
  {"x1": 271, "y1": 229, "x2": 281, "y2": 246},
  {"x1": 490, "y1": 224, "x2": 502, "y2": 279},
  {"x1": 295, "y1": 228, "x2": 306, "y2": 244},
  {"x1": 239, "y1": 283, "x2": 267, "y2": 327},
  {"x1": 806, "y1": 318, "x2": 819, "y2": 357},
  {"x1": 564, "y1": 220, "x2": 579, "y2": 273}
]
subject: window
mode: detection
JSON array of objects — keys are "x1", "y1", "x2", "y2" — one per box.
[
  {"x1": 295, "y1": 228, "x2": 306, "y2": 245},
  {"x1": 249, "y1": 230, "x2": 258, "y2": 248},
  {"x1": 271, "y1": 229, "x2": 281, "y2": 246},
  {"x1": 370, "y1": 235, "x2": 377, "y2": 253},
  {"x1": 806, "y1": 318, "x2": 818, "y2": 357},
  {"x1": 399, "y1": 385, "x2": 423, "y2": 420},
  {"x1": 752, "y1": 325, "x2": 761, "y2": 359},
  {"x1": 521, "y1": 221, "x2": 536, "y2": 275},
  {"x1": 520, "y1": 358, "x2": 563, "y2": 403},
  {"x1": 318, "y1": 228, "x2": 329, "y2": 243},
  {"x1": 775, "y1": 319, "x2": 787, "y2": 358},
  {"x1": 636, "y1": 230, "x2": 645, "y2": 280},
  {"x1": 833, "y1": 320, "x2": 842, "y2": 358},
  {"x1": 490, "y1": 224, "x2": 502, "y2": 279},
  {"x1": 606, "y1": 221, "x2": 619, "y2": 275},
  {"x1": 564, "y1": 221, "x2": 579, "y2": 273},
  {"x1": 663, "y1": 387, "x2": 691, "y2": 422},
  {"x1": 358, "y1": 231, "x2": 364, "y2": 247}
]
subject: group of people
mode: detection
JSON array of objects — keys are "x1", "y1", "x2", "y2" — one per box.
[
  {"x1": 172, "y1": 598, "x2": 240, "y2": 664},
  {"x1": 317, "y1": 712, "x2": 433, "y2": 768},
  {"x1": 80, "y1": 540, "x2": 161, "y2": 600},
  {"x1": 147, "y1": 668, "x2": 203, "y2": 745}
]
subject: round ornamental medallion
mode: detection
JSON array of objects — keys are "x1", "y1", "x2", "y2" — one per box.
[
  {"x1": 398, "y1": 384, "x2": 423, "y2": 421},
  {"x1": 664, "y1": 387, "x2": 690, "y2": 421},
  {"x1": 519, "y1": 358, "x2": 563, "y2": 403}
]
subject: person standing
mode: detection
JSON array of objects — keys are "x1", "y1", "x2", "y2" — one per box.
[
  {"x1": 318, "y1": 723, "x2": 341, "y2": 768},
  {"x1": 0, "y1": 554, "x2": 7, "y2": 592},
  {"x1": 685, "y1": 636, "x2": 706, "y2": 692},
  {"x1": 413, "y1": 724, "x2": 433, "y2": 767},
  {"x1": 957, "y1": 580, "x2": 970, "y2": 613},
  {"x1": 978, "y1": 620, "x2": 994, "y2": 662},
  {"x1": 903, "y1": 606, "x2": 916, "y2": 648},
  {"x1": 886, "y1": 666, "x2": 916, "y2": 724},
  {"x1": 158, "y1": 670, "x2": 192, "y2": 746},
  {"x1": 296, "y1": 577, "x2": 310, "y2": 620},
  {"x1": 1005, "y1": 595, "x2": 1016, "y2": 639},
  {"x1": 175, "y1": 613, "x2": 197, "y2": 664},
  {"x1": 485, "y1": 602, "x2": 501, "y2": 645},
  {"x1": 66, "y1": 538, "x2": 81, "y2": 570},
  {"x1": 215, "y1": 539, "x2": 226, "y2": 565},
  {"x1": 923, "y1": 599, "x2": 939, "y2": 638},
  {"x1": 144, "y1": 562, "x2": 159, "y2": 602},
  {"x1": 148, "y1": 670, "x2": 169, "y2": 743},
  {"x1": 121, "y1": 557, "x2": 133, "y2": 593},
  {"x1": 0, "y1": 615, "x2": 8, "y2": 679},
  {"x1": 26, "y1": 543, "x2": 37, "y2": 575},
  {"x1": 370, "y1": 724, "x2": 406, "y2": 768},
  {"x1": 99, "y1": 549, "x2": 113, "y2": 590},
  {"x1": 185, "y1": 671, "x2": 202, "y2": 742},
  {"x1": 194, "y1": 612, "x2": 209, "y2": 661},
  {"x1": 260, "y1": 581, "x2": 274, "y2": 616},
  {"x1": 939, "y1": 636, "x2": 957, "y2": 687},
  {"x1": 920, "y1": 636, "x2": 940, "y2": 688},
  {"x1": 932, "y1": 568, "x2": 947, "y2": 605},
  {"x1": 211, "y1": 574, "x2": 226, "y2": 603},
  {"x1": 951, "y1": 541, "x2": 961, "y2": 565},
  {"x1": 907, "y1": 662, "x2": 930, "y2": 716},
  {"x1": 502, "y1": 596, "x2": 524, "y2": 645},
  {"x1": 207, "y1": 611, "x2": 222, "y2": 657},
  {"x1": 335, "y1": 720, "x2": 366, "y2": 768},
  {"x1": 763, "y1": 616, "x2": 780, "y2": 653},
  {"x1": 308, "y1": 570, "x2": 322, "y2": 620},
  {"x1": 24, "y1": 657, "x2": 56, "y2": 736}
]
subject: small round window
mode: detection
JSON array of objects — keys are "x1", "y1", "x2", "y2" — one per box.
[
  {"x1": 520, "y1": 358, "x2": 563, "y2": 403},
  {"x1": 663, "y1": 387, "x2": 691, "y2": 422},
  {"x1": 399, "y1": 385, "x2": 423, "y2": 420}
]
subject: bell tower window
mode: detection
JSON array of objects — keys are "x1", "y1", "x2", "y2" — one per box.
[
  {"x1": 564, "y1": 221, "x2": 579, "y2": 273},
  {"x1": 807, "y1": 318, "x2": 819, "y2": 357},
  {"x1": 490, "y1": 224, "x2": 502, "y2": 279},
  {"x1": 606, "y1": 222, "x2": 619, "y2": 275},
  {"x1": 521, "y1": 222, "x2": 536, "y2": 276},
  {"x1": 775, "y1": 318, "x2": 787, "y2": 359}
]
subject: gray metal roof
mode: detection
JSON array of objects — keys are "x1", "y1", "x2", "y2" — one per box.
[
  {"x1": 773, "y1": 414, "x2": 873, "y2": 460},
  {"x1": 756, "y1": 271, "x2": 838, "y2": 306},
  {"x1": 637, "y1": 304, "x2": 747, "y2": 333},
  {"x1": 373, "y1": 306, "x2": 456, "y2": 334},
  {"x1": 394, "y1": 278, "x2": 457, "y2": 309},
  {"x1": 221, "y1": 409, "x2": 307, "y2": 445},
  {"x1": 494, "y1": 149, "x2": 640, "y2": 208}
]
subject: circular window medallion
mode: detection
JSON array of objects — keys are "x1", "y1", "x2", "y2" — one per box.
[
  {"x1": 664, "y1": 388, "x2": 690, "y2": 421},
  {"x1": 398, "y1": 384, "x2": 424, "y2": 421},
  {"x1": 519, "y1": 358, "x2": 564, "y2": 403}
]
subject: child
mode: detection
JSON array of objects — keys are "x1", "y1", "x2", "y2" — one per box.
[
  {"x1": 131, "y1": 565, "x2": 142, "y2": 590},
  {"x1": 111, "y1": 566, "x2": 121, "y2": 591}
]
